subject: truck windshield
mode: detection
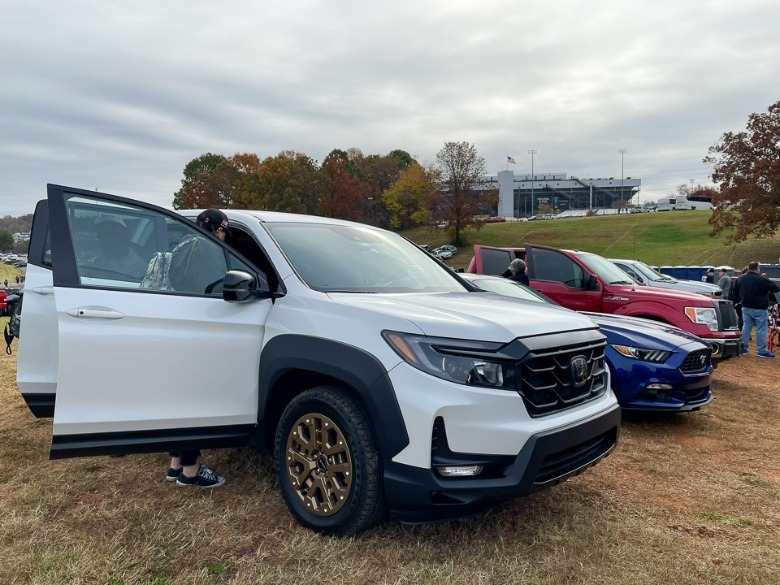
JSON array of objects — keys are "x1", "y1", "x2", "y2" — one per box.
[
  {"x1": 632, "y1": 261, "x2": 673, "y2": 282},
  {"x1": 267, "y1": 222, "x2": 467, "y2": 293},
  {"x1": 578, "y1": 253, "x2": 635, "y2": 285}
]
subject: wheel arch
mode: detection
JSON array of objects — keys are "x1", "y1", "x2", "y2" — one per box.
[{"x1": 256, "y1": 335, "x2": 409, "y2": 459}]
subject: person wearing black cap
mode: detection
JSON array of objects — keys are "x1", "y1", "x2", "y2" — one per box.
[
  {"x1": 165, "y1": 208, "x2": 231, "y2": 488},
  {"x1": 703, "y1": 268, "x2": 716, "y2": 284},
  {"x1": 196, "y1": 208, "x2": 231, "y2": 240}
]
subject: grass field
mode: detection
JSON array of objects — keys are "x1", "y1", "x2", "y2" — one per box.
[
  {"x1": 1, "y1": 329, "x2": 779, "y2": 584},
  {"x1": 404, "y1": 211, "x2": 780, "y2": 272}
]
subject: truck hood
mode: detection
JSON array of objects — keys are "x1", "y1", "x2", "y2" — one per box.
[
  {"x1": 603, "y1": 282, "x2": 714, "y2": 305},
  {"x1": 649, "y1": 279, "x2": 723, "y2": 295},
  {"x1": 327, "y1": 291, "x2": 598, "y2": 343}
]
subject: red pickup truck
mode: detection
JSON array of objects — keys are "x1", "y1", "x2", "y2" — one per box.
[
  {"x1": 0, "y1": 289, "x2": 6, "y2": 316},
  {"x1": 467, "y1": 243, "x2": 742, "y2": 358}
]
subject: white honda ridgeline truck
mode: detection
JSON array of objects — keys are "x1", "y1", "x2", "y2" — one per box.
[{"x1": 17, "y1": 185, "x2": 621, "y2": 535}]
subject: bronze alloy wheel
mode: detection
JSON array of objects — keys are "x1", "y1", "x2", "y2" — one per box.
[{"x1": 284, "y1": 413, "x2": 353, "y2": 516}]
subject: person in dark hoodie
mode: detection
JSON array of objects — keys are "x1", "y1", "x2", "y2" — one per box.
[{"x1": 733, "y1": 261, "x2": 780, "y2": 358}]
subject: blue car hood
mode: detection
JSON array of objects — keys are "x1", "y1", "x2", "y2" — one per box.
[{"x1": 582, "y1": 312, "x2": 707, "y2": 350}]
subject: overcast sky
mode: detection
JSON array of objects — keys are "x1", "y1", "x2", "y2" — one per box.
[{"x1": 2, "y1": 0, "x2": 779, "y2": 217}]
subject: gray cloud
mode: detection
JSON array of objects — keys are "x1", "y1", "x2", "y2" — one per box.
[{"x1": 1, "y1": 0, "x2": 779, "y2": 215}]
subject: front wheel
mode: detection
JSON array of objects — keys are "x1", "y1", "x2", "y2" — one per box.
[{"x1": 274, "y1": 386, "x2": 385, "y2": 535}]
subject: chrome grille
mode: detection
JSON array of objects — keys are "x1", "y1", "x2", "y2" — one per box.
[
  {"x1": 679, "y1": 348, "x2": 711, "y2": 373},
  {"x1": 714, "y1": 300, "x2": 739, "y2": 331},
  {"x1": 519, "y1": 339, "x2": 608, "y2": 417}
]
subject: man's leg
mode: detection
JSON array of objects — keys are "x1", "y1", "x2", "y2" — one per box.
[
  {"x1": 741, "y1": 308, "x2": 756, "y2": 350},
  {"x1": 755, "y1": 309, "x2": 769, "y2": 354}
]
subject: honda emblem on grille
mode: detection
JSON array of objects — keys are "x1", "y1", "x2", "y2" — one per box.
[{"x1": 570, "y1": 356, "x2": 589, "y2": 387}]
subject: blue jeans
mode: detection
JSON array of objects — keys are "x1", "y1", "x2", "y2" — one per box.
[{"x1": 741, "y1": 307, "x2": 769, "y2": 353}]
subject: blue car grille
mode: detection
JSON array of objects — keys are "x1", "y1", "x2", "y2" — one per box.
[
  {"x1": 679, "y1": 348, "x2": 711, "y2": 373},
  {"x1": 519, "y1": 339, "x2": 608, "y2": 417}
]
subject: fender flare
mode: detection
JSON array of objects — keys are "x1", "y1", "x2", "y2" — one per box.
[{"x1": 257, "y1": 334, "x2": 409, "y2": 459}]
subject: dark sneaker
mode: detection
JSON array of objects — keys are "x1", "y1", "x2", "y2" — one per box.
[
  {"x1": 757, "y1": 351, "x2": 776, "y2": 358},
  {"x1": 742, "y1": 348, "x2": 749, "y2": 356},
  {"x1": 165, "y1": 467, "x2": 182, "y2": 482},
  {"x1": 176, "y1": 465, "x2": 226, "y2": 489}
]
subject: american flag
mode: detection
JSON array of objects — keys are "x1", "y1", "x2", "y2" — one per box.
[{"x1": 507, "y1": 156, "x2": 516, "y2": 164}]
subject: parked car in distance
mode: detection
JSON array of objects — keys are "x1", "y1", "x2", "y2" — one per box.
[
  {"x1": 17, "y1": 184, "x2": 621, "y2": 536},
  {"x1": 609, "y1": 259, "x2": 723, "y2": 297},
  {"x1": 461, "y1": 274, "x2": 714, "y2": 412},
  {"x1": 431, "y1": 245, "x2": 457, "y2": 260},
  {"x1": 433, "y1": 245, "x2": 457, "y2": 255}
]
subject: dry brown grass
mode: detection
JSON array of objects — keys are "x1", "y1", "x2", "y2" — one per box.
[{"x1": 1, "y1": 331, "x2": 779, "y2": 584}]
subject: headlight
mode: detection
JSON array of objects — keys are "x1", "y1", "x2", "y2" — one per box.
[
  {"x1": 684, "y1": 307, "x2": 718, "y2": 331},
  {"x1": 382, "y1": 330, "x2": 515, "y2": 388},
  {"x1": 611, "y1": 345, "x2": 672, "y2": 363}
]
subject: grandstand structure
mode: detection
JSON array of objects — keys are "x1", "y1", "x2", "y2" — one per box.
[{"x1": 485, "y1": 170, "x2": 642, "y2": 218}]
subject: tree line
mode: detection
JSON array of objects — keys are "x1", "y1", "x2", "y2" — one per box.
[{"x1": 172, "y1": 142, "x2": 498, "y2": 244}]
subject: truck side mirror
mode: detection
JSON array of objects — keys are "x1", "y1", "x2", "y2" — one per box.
[{"x1": 586, "y1": 274, "x2": 600, "y2": 291}]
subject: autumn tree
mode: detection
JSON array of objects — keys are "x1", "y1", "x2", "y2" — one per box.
[
  {"x1": 705, "y1": 99, "x2": 780, "y2": 242},
  {"x1": 388, "y1": 149, "x2": 414, "y2": 170},
  {"x1": 320, "y1": 155, "x2": 363, "y2": 221},
  {"x1": 256, "y1": 151, "x2": 324, "y2": 215},
  {"x1": 382, "y1": 163, "x2": 438, "y2": 230},
  {"x1": 172, "y1": 153, "x2": 228, "y2": 209},
  {"x1": 172, "y1": 153, "x2": 263, "y2": 210},
  {"x1": 433, "y1": 141, "x2": 496, "y2": 245},
  {"x1": 227, "y1": 153, "x2": 263, "y2": 209},
  {"x1": 0, "y1": 230, "x2": 13, "y2": 253},
  {"x1": 537, "y1": 202, "x2": 554, "y2": 215},
  {"x1": 349, "y1": 153, "x2": 401, "y2": 228}
]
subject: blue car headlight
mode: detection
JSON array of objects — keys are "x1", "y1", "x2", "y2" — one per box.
[
  {"x1": 382, "y1": 330, "x2": 515, "y2": 388},
  {"x1": 611, "y1": 345, "x2": 672, "y2": 363}
]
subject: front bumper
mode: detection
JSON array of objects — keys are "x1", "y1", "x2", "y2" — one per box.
[
  {"x1": 608, "y1": 342, "x2": 714, "y2": 412},
  {"x1": 383, "y1": 403, "x2": 621, "y2": 523},
  {"x1": 707, "y1": 337, "x2": 742, "y2": 358}
]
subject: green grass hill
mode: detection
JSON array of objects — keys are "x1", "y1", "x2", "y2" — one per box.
[{"x1": 402, "y1": 211, "x2": 780, "y2": 272}]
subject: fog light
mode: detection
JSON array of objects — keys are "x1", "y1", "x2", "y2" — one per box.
[
  {"x1": 437, "y1": 465, "x2": 483, "y2": 477},
  {"x1": 646, "y1": 383, "x2": 673, "y2": 390}
]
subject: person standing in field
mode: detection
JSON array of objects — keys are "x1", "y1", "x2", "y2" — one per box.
[
  {"x1": 716, "y1": 267, "x2": 732, "y2": 300},
  {"x1": 733, "y1": 261, "x2": 780, "y2": 358}
]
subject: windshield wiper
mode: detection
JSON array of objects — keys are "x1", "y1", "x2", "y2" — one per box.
[
  {"x1": 325, "y1": 289, "x2": 377, "y2": 293},
  {"x1": 609, "y1": 280, "x2": 635, "y2": 285}
]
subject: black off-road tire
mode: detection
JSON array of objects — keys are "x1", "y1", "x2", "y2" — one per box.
[{"x1": 274, "y1": 386, "x2": 385, "y2": 535}]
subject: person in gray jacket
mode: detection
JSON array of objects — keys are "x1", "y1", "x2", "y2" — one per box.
[{"x1": 716, "y1": 267, "x2": 732, "y2": 300}]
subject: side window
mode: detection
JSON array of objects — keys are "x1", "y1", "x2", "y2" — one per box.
[
  {"x1": 63, "y1": 197, "x2": 227, "y2": 296},
  {"x1": 480, "y1": 248, "x2": 514, "y2": 276},
  {"x1": 530, "y1": 249, "x2": 584, "y2": 288}
]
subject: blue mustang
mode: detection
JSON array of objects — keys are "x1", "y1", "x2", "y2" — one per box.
[{"x1": 461, "y1": 274, "x2": 714, "y2": 412}]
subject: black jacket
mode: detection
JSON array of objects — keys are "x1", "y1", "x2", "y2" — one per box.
[
  {"x1": 733, "y1": 272, "x2": 780, "y2": 310},
  {"x1": 510, "y1": 272, "x2": 530, "y2": 286}
]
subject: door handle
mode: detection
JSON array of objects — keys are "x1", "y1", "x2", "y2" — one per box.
[
  {"x1": 66, "y1": 308, "x2": 125, "y2": 320},
  {"x1": 31, "y1": 286, "x2": 55, "y2": 295}
]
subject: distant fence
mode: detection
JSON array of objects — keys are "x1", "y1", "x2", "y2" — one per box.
[{"x1": 655, "y1": 264, "x2": 780, "y2": 281}]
